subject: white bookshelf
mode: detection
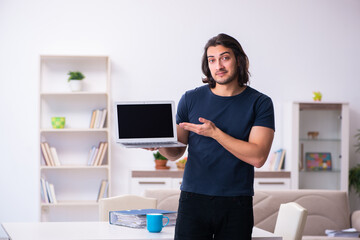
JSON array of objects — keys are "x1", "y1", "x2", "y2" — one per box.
[
  {"x1": 284, "y1": 102, "x2": 349, "y2": 191},
  {"x1": 39, "y1": 55, "x2": 111, "y2": 221}
]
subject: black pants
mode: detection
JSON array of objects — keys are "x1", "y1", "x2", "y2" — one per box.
[{"x1": 175, "y1": 191, "x2": 253, "y2": 240}]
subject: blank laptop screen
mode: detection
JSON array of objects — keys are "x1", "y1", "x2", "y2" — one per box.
[{"x1": 117, "y1": 103, "x2": 174, "y2": 139}]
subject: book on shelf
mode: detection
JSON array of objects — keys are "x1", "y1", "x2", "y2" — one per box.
[
  {"x1": 40, "y1": 178, "x2": 49, "y2": 203},
  {"x1": 96, "y1": 142, "x2": 108, "y2": 166},
  {"x1": 89, "y1": 110, "x2": 97, "y2": 128},
  {"x1": 109, "y1": 209, "x2": 177, "y2": 228},
  {"x1": 45, "y1": 180, "x2": 52, "y2": 203},
  {"x1": 99, "y1": 109, "x2": 107, "y2": 129},
  {"x1": 87, "y1": 142, "x2": 108, "y2": 166},
  {"x1": 40, "y1": 142, "x2": 61, "y2": 166},
  {"x1": 44, "y1": 142, "x2": 55, "y2": 166},
  {"x1": 48, "y1": 183, "x2": 58, "y2": 204},
  {"x1": 325, "y1": 228, "x2": 360, "y2": 237},
  {"x1": 90, "y1": 108, "x2": 107, "y2": 129},
  {"x1": 50, "y1": 147, "x2": 60, "y2": 166},
  {"x1": 87, "y1": 146, "x2": 98, "y2": 166},
  {"x1": 97, "y1": 179, "x2": 108, "y2": 201},
  {"x1": 40, "y1": 142, "x2": 52, "y2": 166},
  {"x1": 267, "y1": 151, "x2": 276, "y2": 171},
  {"x1": 40, "y1": 178, "x2": 57, "y2": 204},
  {"x1": 93, "y1": 142, "x2": 105, "y2": 166},
  {"x1": 268, "y1": 149, "x2": 286, "y2": 171},
  {"x1": 103, "y1": 181, "x2": 109, "y2": 199},
  {"x1": 93, "y1": 109, "x2": 101, "y2": 128},
  {"x1": 276, "y1": 149, "x2": 286, "y2": 170}
]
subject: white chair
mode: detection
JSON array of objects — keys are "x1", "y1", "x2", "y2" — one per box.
[
  {"x1": 144, "y1": 189, "x2": 180, "y2": 211},
  {"x1": 274, "y1": 202, "x2": 308, "y2": 240},
  {"x1": 99, "y1": 195, "x2": 157, "y2": 221}
]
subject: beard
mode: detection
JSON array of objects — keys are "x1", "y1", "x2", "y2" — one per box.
[{"x1": 213, "y1": 68, "x2": 238, "y2": 85}]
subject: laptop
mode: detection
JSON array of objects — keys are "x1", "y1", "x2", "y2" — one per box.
[{"x1": 115, "y1": 101, "x2": 186, "y2": 148}]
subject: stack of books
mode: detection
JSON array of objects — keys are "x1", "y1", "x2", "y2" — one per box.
[
  {"x1": 40, "y1": 142, "x2": 60, "y2": 166},
  {"x1": 90, "y1": 108, "x2": 107, "y2": 129},
  {"x1": 87, "y1": 142, "x2": 108, "y2": 166},
  {"x1": 109, "y1": 209, "x2": 177, "y2": 228},
  {"x1": 267, "y1": 148, "x2": 286, "y2": 171},
  {"x1": 40, "y1": 178, "x2": 57, "y2": 204}
]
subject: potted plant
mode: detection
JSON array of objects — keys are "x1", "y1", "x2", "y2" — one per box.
[
  {"x1": 349, "y1": 129, "x2": 360, "y2": 196},
  {"x1": 153, "y1": 151, "x2": 169, "y2": 170},
  {"x1": 68, "y1": 71, "x2": 85, "y2": 92},
  {"x1": 176, "y1": 157, "x2": 187, "y2": 170}
]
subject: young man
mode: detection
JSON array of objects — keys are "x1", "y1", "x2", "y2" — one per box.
[{"x1": 159, "y1": 33, "x2": 275, "y2": 240}]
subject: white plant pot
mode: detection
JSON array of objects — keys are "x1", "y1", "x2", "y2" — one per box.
[{"x1": 69, "y1": 80, "x2": 82, "y2": 92}]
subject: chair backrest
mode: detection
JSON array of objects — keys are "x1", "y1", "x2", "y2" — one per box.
[
  {"x1": 274, "y1": 202, "x2": 308, "y2": 240},
  {"x1": 99, "y1": 195, "x2": 157, "y2": 221},
  {"x1": 143, "y1": 189, "x2": 180, "y2": 211},
  {"x1": 253, "y1": 190, "x2": 350, "y2": 236}
]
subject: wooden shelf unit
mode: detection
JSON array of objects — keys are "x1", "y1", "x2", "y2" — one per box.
[{"x1": 39, "y1": 55, "x2": 111, "y2": 221}]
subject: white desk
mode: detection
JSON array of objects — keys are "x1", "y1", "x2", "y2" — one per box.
[{"x1": 2, "y1": 222, "x2": 282, "y2": 240}]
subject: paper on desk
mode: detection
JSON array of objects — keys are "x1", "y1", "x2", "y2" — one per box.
[{"x1": 325, "y1": 228, "x2": 360, "y2": 237}]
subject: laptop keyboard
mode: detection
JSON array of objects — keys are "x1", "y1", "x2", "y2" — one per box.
[
  {"x1": 123, "y1": 142, "x2": 185, "y2": 148},
  {"x1": 125, "y1": 142, "x2": 171, "y2": 145}
]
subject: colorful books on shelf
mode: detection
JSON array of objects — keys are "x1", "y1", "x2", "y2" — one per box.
[
  {"x1": 268, "y1": 148, "x2": 286, "y2": 171},
  {"x1": 87, "y1": 142, "x2": 108, "y2": 166},
  {"x1": 109, "y1": 209, "x2": 177, "y2": 228},
  {"x1": 40, "y1": 142, "x2": 61, "y2": 166},
  {"x1": 97, "y1": 179, "x2": 109, "y2": 201},
  {"x1": 40, "y1": 178, "x2": 57, "y2": 204},
  {"x1": 90, "y1": 108, "x2": 107, "y2": 129}
]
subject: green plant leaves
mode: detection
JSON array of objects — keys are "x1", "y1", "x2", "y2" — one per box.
[
  {"x1": 349, "y1": 164, "x2": 360, "y2": 195},
  {"x1": 349, "y1": 130, "x2": 360, "y2": 196},
  {"x1": 68, "y1": 71, "x2": 85, "y2": 81},
  {"x1": 355, "y1": 129, "x2": 360, "y2": 153},
  {"x1": 153, "y1": 151, "x2": 167, "y2": 160}
]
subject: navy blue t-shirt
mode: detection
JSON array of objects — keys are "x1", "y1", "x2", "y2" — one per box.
[{"x1": 176, "y1": 85, "x2": 275, "y2": 196}]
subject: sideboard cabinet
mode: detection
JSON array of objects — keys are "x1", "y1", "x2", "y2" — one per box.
[{"x1": 130, "y1": 170, "x2": 291, "y2": 195}]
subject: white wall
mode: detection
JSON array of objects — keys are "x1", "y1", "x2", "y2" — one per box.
[{"x1": 1, "y1": 0, "x2": 360, "y2": 222}]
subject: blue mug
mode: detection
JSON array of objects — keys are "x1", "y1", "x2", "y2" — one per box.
[{"x1": 146, "y1": 213, "x2": 170, "y2": 233}]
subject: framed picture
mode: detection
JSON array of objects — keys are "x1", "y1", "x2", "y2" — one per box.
[{"x1": 305, "y1": 152, "x2": 332, "y2": 171}]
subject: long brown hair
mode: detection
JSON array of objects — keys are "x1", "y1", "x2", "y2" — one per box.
[{"x1": 201, "y1": 33, "x2": 250, "y2": 88}]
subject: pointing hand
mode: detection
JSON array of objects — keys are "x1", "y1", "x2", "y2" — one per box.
[{"x1": 179, "y1": 117, "x2": 217, "y2": 138}]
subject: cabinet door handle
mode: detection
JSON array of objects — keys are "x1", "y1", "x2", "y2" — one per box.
[
  {"x1": 258, "y1": 182, "x2": 285, "y2": 185},
  {"x1": 138, "y1": 181, "x2": 166, "y2": 185}
]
